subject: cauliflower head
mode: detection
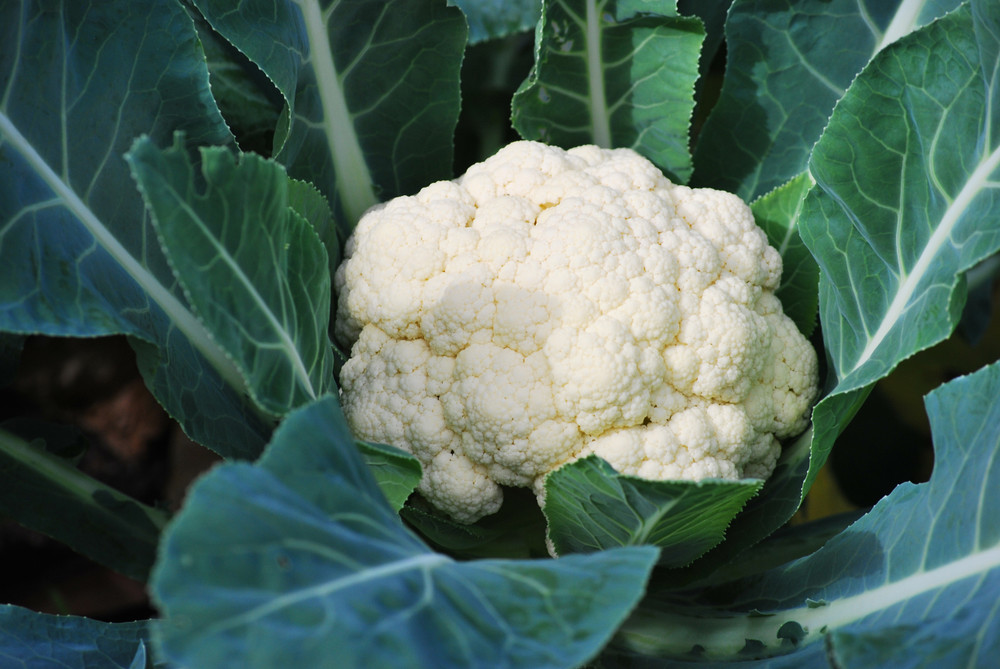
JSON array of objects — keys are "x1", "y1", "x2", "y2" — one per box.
[{"x1": 334, "y1": 141, "x2": 819, "y2": 523}]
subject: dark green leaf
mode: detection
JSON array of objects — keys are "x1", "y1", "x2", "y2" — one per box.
[
  {"x1": 128, "y1": 136, "x2": 336, "y2": 416},
  {"x1": 511, "y1": 0, "x2": 704, "y2": 182},
  {"x1": 0, "y1": 428, "x2": 167, "y2": 581},
  {"x1": 958, "y1": 253, "x2": 1000, "y2": 344},
  {"x1": 189, "y1": 4, "x2": 283, "y2": 156},
  {"x1": 750, "y1": 174, "x2": 820, "y2": 337},
  {"x1": 402, "y1": 487, "x2": 550, "y2": 559},
  {"x1": 694, "y1": 0, "x2": 962, "y2": 200},
  {"x1": 287, "y1": 178, "x2": 340, "y2": 278},
  {"x1": 545, "y1": 456, "x2": 761, "y2": 566},
  {"x1": 194, "y1": 0, "x2": 468, "y2": 232},
  {"x1": 153, "y1": 397, "x2": 658, "y2": 669},
  {"x1": 0, "y1": 0, "x2": 270, "y2": 459}
]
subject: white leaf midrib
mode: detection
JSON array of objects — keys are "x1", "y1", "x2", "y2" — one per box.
[
  {"x1": 584, "y1": 0, "x2": 612, "y2": 147},
  {"x1": 849, "y1": 142, "x2": 1000, "y2": 377},
  {"x1": 295, "y1": 0, "x2": 378, "y2": 225}
]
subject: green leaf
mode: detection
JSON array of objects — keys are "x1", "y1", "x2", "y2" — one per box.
[
  {"x1": 544, "y1": 456, "x2": 763, "y2": 566},
  {"x1": 0, "y1": 427, "x2": 168, "y2": 581},
  {"x1": 189, "y1": 5, "x2": 283, "y2": 156},
  {"x1": 694, "y1": 0, "x2": 963, "y2": 200},
  {"x1": 251, "y1": 393, "x2": 421, "y2": 511},
  {"x1": 356, "y1": 440, "x2": 422, "y2": 511},
  {"x1": 0, "y1": 605, "x2": 153, "y2": 669},
  {"x1": 193, "y1": 0, "x2": 468, "y2": 232},
  {"x1": 610, "y1": 359, "x2": 1000, "y2": 665},
  {"x1": 402, "y1": 487, "x2": 550, "y2": 559},
  {"x1": 287, "y1": 178, "x2": 341, "y2": 279},
  {"x1": 452, "y1": 0, "x2": 542, "y2": 43},
  {"x1": 0, "y1": 0, "x2": 271, "y2": 459},
  {"x1": 127, "y1": 136, "x2": 335, "y2": 416},
  {"x1": 750, "y1": 174, "x2": 820, "y2": 337},
  {"x1": 153, "y1": 396, "x2": 658, "y2": 669},
  {"x1": 511, "y1": 0, "x2": 704, "y2": 182},
  {"x1": 800, "y1": 0, "x2": 1000, "y2": 491},
  {"x1": 683, "y1": 0, "x2": 1000, "y2": 577}
]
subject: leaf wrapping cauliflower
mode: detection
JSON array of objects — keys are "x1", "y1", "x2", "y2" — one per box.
[{"x1": 334, "y1": 141, "x2": 819, "y2": 523}]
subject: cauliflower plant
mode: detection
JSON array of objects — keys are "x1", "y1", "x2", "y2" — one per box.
[{"x1": 334, "y1": 141, "x2": 819, "y2": 523}]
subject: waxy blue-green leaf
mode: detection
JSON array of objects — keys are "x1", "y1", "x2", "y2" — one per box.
[
  {"x1": 545, "y1": 456, "x2": 762, "y2": 566},
  {"x1": 800, "y1": 0, "x2": 1000, "y2": 491},
  {"x1": 694, "y1": 0, "x2": 963, "y2": 200},
  {"x1": 127, "y1": 136, "x2": 335, "y2": 417},
  {"x1": 153, "y1": 396, "x2": 658, "y2": 669},
  {"x1": 193, "y1": 0, "x2": 467, "y2": 232},
  {"x1": 681, "y1": 0, "x2": 1000, "y2": 577},
  {"x1": 452, "y1": 0, "x2": 542, "y2": 43},
  {"x1": 0, "y1": 606, "x2": 153, "y2": 669},
  {"x1": 511, "y1": 0, "x2": 704, "y2": 182},
  {"x1": 751, "y1": 173, "x2": 820, "y2": 337},
  {"x1": 0, "y1": 426, "x2": 167, "y2": 581},
  {"x1": 0, "y1": 0, "x2": 270, "y2": 458},
  {"x1": 610, "y1": 359, "x2": 1000, "y2": 665}
]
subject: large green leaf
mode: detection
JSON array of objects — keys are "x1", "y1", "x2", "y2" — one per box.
[
  {"x1": 193, "y1": 0, "x2": 467, "y2": 232},
  {"x1": 153, "y1": 396, "x2": 658, "y2": 669},
  {"x1": 0, "y1": 606, "x2": 153, "y2": 669},
  {"x1": 694, "y1": 0, "x2": 963, "y2": 200},
  {"x1": 608, "y1": 359, "x2": 1000, "y2": 665},
  {"x1": 800, "y1": 0, "x2": 1000, "y2": 489},
  {"x1": 683, "y1": 0, "x2": 1000, "y2": 576},
  {"x1": 544, "y1": 456, "x2": 762, "y2": 567},
  {"x1": 0, "y1": 426, "x2": 167, "y2": 582},
  {"x1": 127, "y1": 136, "x2": 335, "y2": 416},
  {"x1": 0, "y1": 0, "x2": 270, "y2": 458},
  {"x1": 511, "y1": 0, "x2": 704, "y2": 182}
]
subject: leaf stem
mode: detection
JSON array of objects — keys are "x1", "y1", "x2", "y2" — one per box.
[
  {"x1": 585, "y1": 0, "x2": 612, "y2": 147},
  {"x1": 297, "y1": 0, "x2": 379, "y2": 226}
]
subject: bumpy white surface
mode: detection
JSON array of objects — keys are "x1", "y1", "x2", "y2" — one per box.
[{"x1": 335, "y1": 141, "x2": 818, "y2": 523}]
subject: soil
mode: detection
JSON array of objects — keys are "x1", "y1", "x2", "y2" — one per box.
[{"x1": 0, "y1": 335, "x2": 219, "y2": 621}]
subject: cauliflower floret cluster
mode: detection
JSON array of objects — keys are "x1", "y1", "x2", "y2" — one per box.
[{"x1": 334, "y1": 141, "x2": 819, "y2": 523}]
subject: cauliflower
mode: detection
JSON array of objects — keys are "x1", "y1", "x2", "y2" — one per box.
[{"x1": 334, "y1": 141, "x2": 819, "y2": 523}]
